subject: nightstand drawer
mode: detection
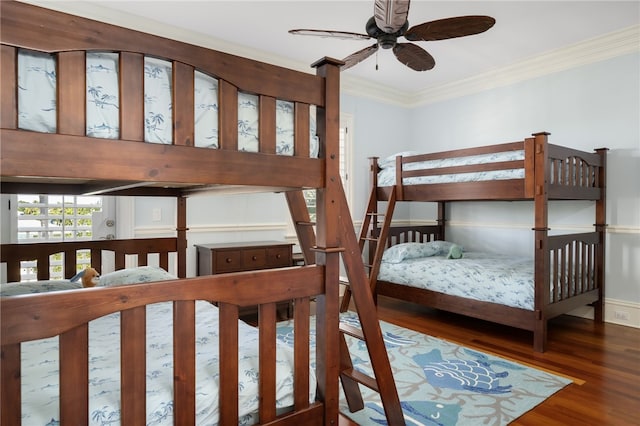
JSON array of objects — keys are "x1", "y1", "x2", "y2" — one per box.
[
  {"x1": 196, "y1": 241, "x2": 294, "y2": 275},
  {"x1": 213, "y1": 250, "x2": 242, "y2": 273},
  {"x1": 243, "y1": 248, "x2": 268, "y2": 269},
  {"x1": 267, "y1": 246, "x2": 292, "y2": 268}
]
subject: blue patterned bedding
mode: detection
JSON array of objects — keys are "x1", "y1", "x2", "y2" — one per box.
[
  {"x1": 376, "y1": 150, "x2": 525, "y2": 186},
  {"x1": 0, "y1": 280, "x2": 82, "y2": 296},
  {"x1": 378, "y1": 251, "x2": 535, "y2": 310},
  {"x1": 20, "y1": 300, "x2": 313, "y2": 425},
  {"x1": 17, "y1": 49, "x2": 319, "y2": 157},
  {"x1": 0, "y1": 266, "x2": 176, "y2": 295}
]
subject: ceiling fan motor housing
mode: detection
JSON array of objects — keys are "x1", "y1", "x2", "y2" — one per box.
[{"x1": 366, "y1": 16, "x2": 408, "y2": 49}]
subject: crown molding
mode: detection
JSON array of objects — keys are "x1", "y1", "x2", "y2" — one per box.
[
  {"x1": 341, "y1": 75, "x2": 411, "y2": 107},
  {"x1": 405, "y1": 24, "x2": 640, "y2": 107}
]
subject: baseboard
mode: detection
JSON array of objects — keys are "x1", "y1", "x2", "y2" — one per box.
[{"x1": 567, "y1": 298, "x2": 640, "y2": 328}]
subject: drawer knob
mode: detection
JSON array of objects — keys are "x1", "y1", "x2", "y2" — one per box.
[
  {"x1": 226, "y1": 258, "x2": 232, "y2": 263},
  {"x1": 252, "y1": 255, "x2": 258, "y2": 260},
  {"x1": 276, "y1": 254, "x2": 281, "y2": 259}
]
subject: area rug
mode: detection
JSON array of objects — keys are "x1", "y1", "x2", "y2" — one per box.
[{"x1": 276, "y1": 312, "x2": 572, "y2": 426}]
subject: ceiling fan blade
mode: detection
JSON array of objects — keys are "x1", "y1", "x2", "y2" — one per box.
[
  {"x1": 288, "y1": 29, "x2": 371, "y2": 41},
  {"x1": 405, "y1": 15, "x2": 496, "y2": 41},
  {"x1": 342, "y1": 44, "x2": 379, "y2": 71},
  {"x1": 392, "y1": 43, "x2": 435, "y2": 71},
  {"x1": 374, "y1": 0, "x2": 411, "y2": 33}
]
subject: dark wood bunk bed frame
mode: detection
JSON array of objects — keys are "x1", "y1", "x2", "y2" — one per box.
[
  {"x1": 1, "y1": 2, "x2": 402, "y2": 424},
  {"x1": 365, "y1": 132, "x2": 607, "y2": 352}
]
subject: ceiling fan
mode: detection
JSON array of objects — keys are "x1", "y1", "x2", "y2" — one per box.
[{"x1": 289, "y1": 0, "x2": 495, "y2": 71}]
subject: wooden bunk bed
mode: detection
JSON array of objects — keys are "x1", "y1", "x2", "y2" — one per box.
[
  {"x1": 363, "y1": 132, "x2": 607, "y2": 352},
  {"x1": 0, "y1": 1, "x2": 382, "y2": 424}
]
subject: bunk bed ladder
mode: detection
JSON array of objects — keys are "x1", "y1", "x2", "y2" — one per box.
[
  {"x1": 286, "y1": 188, "x2": 405, "y2": 426},
  {"x1": 340, "y1": 185, "x2": 397, "y2": 312}
]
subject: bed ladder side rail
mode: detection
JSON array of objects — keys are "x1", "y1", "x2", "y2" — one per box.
[
  {"x1": 339, "y1": 186, "x2": 377, "y2": 312},
  {"x1": 340, "y1": 185, "x2": 397, "y2": 312},
  {"x1": 287, "y1": 187, "x2": 404, "y2": 426},
  {"x1": 335, "y1": 185, "x2": 404, "y2": 425}
]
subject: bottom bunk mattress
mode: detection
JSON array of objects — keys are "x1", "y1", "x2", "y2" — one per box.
[
  {"x1": 18, "y1": 300, "x2": 314, "y2": 425},
  {"x1": 377, "y1": 242, "x2": 535, "y2": 311}
]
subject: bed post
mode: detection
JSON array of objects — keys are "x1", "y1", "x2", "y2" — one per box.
[
  {"x1": 394, "y1": 155, "x2": 404, "y2": 200},
  {"x1": 437, "y1": 201, "x2": 446, "y2": 241},
  {"x1": 370, "y1": 157, "x2": 380, "y2": 233},
  {"x1": 532, "y1": 131, "x2": 551, "y2": 352},
  {"x1": 312, "y1": 56, "x2": 343, "y2": 425},
  {"x1": 176, "y1": 195, "x2": 188, "y2": 278},
  {"x1": 594, "y1": 148, "x2": 608, "y2": 323}
]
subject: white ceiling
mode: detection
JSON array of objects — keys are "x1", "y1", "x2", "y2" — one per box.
[{"x1": 26, "y1": 1, "x2": 640, "y2": 98}]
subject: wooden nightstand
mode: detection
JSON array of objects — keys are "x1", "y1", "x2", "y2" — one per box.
[{"x1": 195, "y1": 241, "x2": 294, "y2": 319}]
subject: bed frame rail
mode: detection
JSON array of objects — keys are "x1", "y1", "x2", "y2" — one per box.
[
  {"x1": 1, "y1": 266, "x2": 325, "y2": 425},
  {"x1": 545, "y1": 143, "x2": 607, "y2": 199},
  {"x1": 372, "y1": 133, "x2": 607, "y2": 204},
  {"x1": 381, "y1": 225, "x2": 444, "y2": 248},
  {"x1": 1, "y1": 238, "x2": 178, "y2": 282},
  {"x1": 545, "y1": 232, "x2": 603, "y2": 319}
]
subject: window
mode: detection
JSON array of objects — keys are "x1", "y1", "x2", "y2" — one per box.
[
  {"x1": 15, "y1": 194, "x2": 104, "y2": 280},
  {"x1": 304, "y1": 113, "x2": 353, "y2": 222},
  {"x1": 17, "y1": 194, "x2": 103, "y2": 242}
]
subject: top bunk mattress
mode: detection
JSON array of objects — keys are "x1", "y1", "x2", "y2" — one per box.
[
  {"x1": 377, "y1": 149, "x2": 525, "y2": 186},
  {"x1": 17, "y1": 50, "x2": 319, "y2": 157}
]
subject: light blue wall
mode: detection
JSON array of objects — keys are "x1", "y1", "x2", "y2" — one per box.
[{"x1": 341, "y1": 94, "x2": 413, "y2": 221}]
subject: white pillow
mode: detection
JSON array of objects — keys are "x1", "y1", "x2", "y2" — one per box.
[
  {"x1": 381, "y1": 242, "x2": 440, "y2": 264},
  {"x1": 99, "y1": 266, "x2": 176, "y2": 287},
  {"x1": 381, "y1": 241, "x2": 464, "y2": 264}
]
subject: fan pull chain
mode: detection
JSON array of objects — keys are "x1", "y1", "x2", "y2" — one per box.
[{"x1": 376, "y1": 49, "x2": 379, "y2": 70}]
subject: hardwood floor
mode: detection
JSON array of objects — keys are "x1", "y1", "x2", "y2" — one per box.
[{"x1": 339, "y1": 296, "x2": 640, "y2": 425}]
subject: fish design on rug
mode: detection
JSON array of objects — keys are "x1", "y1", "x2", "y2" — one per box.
[
  {"x1": 365, "y1": 400, "x2": 461, "y2": 426},
  {"x1": 413, "y1": 349, "x2": 513, "y2": 394}
]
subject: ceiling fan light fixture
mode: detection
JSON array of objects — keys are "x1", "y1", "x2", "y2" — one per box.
[{"x1": 378, "y1": 34, "x2": 397, "y2": 49}]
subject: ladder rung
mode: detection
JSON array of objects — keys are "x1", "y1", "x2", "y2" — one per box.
[
  {"x1": 360, "y1": 237, "x2": 379, "y2": 242},
  {"x1": 341, "y1": 368, "x2": 379, "y2": 392},
  {"x1": 365, "y1": 212, "x2": 384, "y2": 217},
  {"x1": 295, "y1": 221, "x2": 316, "y2": 226},
  {"x1": 339, "y1": 323, "x2": 364, "y2": 340}
]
